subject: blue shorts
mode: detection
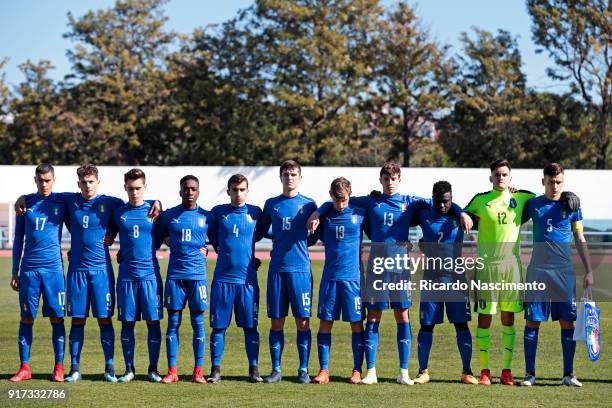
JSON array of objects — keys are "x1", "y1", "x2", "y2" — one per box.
[
  {"x1": 267, "y1": 272, "x2": 312, "y2": 319},
  {"x1": 165, "y1": 278, "x2": 208, "y2": 313},
  {"x1": 209, "y1": 280, "x2": 259, "y2": 329},
  {"x1": 525, "y1": 301, "x2": 577, "y2": 322},
  {"x1": 19, "y1": 269, "x2": 65, "y2": 318},
  {"x1": 67, "y1": 267, "x2": 115, "y2": 318},
  {"x1": 117, "y1": 279, "x2": 163, "y2": 321},
  {"x1": 317, "y1": 279, "x2": 363, "y2": 322},
  {"x1": 419, "y1": 301, "x2": 471, "y2": 325}
]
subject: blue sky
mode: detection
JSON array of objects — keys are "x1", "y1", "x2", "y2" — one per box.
[{"x1": 0, "y1": 0, "x2": 566, "y2": 91}]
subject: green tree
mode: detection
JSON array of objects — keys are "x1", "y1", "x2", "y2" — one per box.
[
  {"x1": 372, "y1": 1, "x2": 454, "y2": 166},
  {"x1": 63, "y1": 0, "x2": 177, "y2": 164},
  {"x1": 527, "y1": 0, "x2": 611, "y2": 168},
  {"x1": 0, "y1": 58, "x2": 11, "y2": 163}
]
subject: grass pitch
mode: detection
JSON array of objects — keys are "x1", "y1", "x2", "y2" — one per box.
[{"x1": 0, "y1": 258, "x2": 609, "y2": 407}]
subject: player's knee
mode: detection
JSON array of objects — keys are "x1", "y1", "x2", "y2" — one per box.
[
  {"x1": 21, "y1": 317, "x2": 34, "y2": 325},
  {"x1": 97, "y1": 317, "x2": 112, "y2": 326},
  {"x1": 72, "y1": 317, "x2": 86, "y2": 326},
  {"x1": 295, "y1": 317, "x2": 309, "y2": 331},
  {"x1": 350, "y1": 322, "x2": 363, "y2": 333},
  {"x1": 367, "y1": 310, "x2": 382, "y2": 322},
  {"x1": 477, "y1": 314, "x2": 492, "y2": 328},
  {"x1": 146, "y1": 320, "x2": 160, "y2": 326},
  {"x1": 454, "y1": 322, "x2": 468, "y2": 331},
  {"x1": 50, "y1": 317, "x2": 64, "y2": 324},
  {"x1": 271, "y1": 318, "x2": 285, "y2": 331},
  {"x1": 319, "y1": 320, "x2": 333, "y2": 333},
  {"x1": 420, "y1": 324, "x2": 435, "y2": 333},
  {"x1": 525, "y1": 320, "x2": 540, "y2": 328},
  {"x1": 559, "y1": 320, "x2": 573, "y2": 330},
  {"x1": 394, "y1": 308, "x2": 409, "y2": 323},
  {"x1": 500, "y1": 315, "x2": 514, "y2": 327}
]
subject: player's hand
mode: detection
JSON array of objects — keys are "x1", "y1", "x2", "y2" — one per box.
[
  {"x1": 405, "y1": 242, "x2": 413, "y2": 252},
  {"x1": 369, "y1": 190, "x2": 382, "y2": 198},
  {"x1": 103, "y1": 235, "x2": 115, "y2": 246},
  {"x1": 583, "y1": 272, "x2": 594, "y2": 288},
  {"x1": 148, "y1": 201, "x2": 162, "y2": 221},
  {"x1": 307, "y1": 211, "x2": 320, "y2": 234},
  {"x1": 10, "y1": 275, "x2": 19, "y2": 291},
  {"x1": 254, "y1": 257, "x2": 262, "y2": 270},
  {"x1": 459, "y1": 212, "x2": 473, "y2": 233},
  {"x1": 561, "y1": 191, "x2": 580, "y2": 212},
  {"x1": 14, "y1": 195, "x2": 27, "y2": 216},
  {"x1": 199, "y1": 246, "x2": 208, "y2": 257},
  {"x1": 164, "y1": 236, "x2": 171, "y2": 247},
  {"x1": 116, "y1": 251, "x2": 122, "y2": 264},
  {"x1": 417, "y1": 238, "x2": 425, "y2": 253}
]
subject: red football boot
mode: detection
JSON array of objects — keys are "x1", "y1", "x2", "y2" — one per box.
[
  {"x1": 51, "y1": 363, "x2": 64, "y2": 382},
  {"x1": 161, "y1": 366, "x2": 179, "y2": 384},
  {"x1": 9, "y1": 363, "x2": 32, "y2": 382},
  {"x1": 192, "y1": 367, "x2": 207, "y2": 384}
]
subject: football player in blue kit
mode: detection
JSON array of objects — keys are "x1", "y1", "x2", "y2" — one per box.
[
  {"x1": 158, "y1": 175, "x2": 214, "y2": 384},
  {"x1": 13, "y1": 164, "x2": 161, "y2": 383},
  {"x1": 307, "y1": 163, "x2": 472, "y2": 385},
  {"x1": 259, "y1": 160, "x2": 318, "y2": 384},
  {"x1": 520, "y1": 163, "x2": 593, "y2": 387},
  {"x1": 311, "y1": 177, "x2": 366, "y2": 385},
  {"x1": 409, "y1": 181, "x2": 478, "y2": 385},
  {"x1": 108, "y1": 168, "x2": 163, "y2": 383},
  {"x1": 207, "y1": 174, "x2": 266, "y2": 383},
  {"x1": 10, "y1": 164, "x2": 68, "y2": 382}
]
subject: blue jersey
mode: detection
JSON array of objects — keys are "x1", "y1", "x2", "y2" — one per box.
[
  {"x1": 61, "y1": 193, "x2": 124, "y2": 270},
  {"x1": 210, "y1": 203, "x2": 264, "y2": 284},
  {"x1": 319, "y1": 193, "x2": 427, "y2": 243},
  {"x1": 12, "y1": 193, "x2": 66, "y2": 275},
  {"x1": 158, "y1": 204, "x2": 214, "y2": 281},
  {"x1": 413, "y1": 203, "x2": 464, "y2": 276},
  {"x1": 261, "y1": 193, "x2": 317, "y2": 274},
  {"x1": 319, "y1": 205, "x2": 366, "y2": 281},
  {"x1": 111, "y1": 202, "x2": 160, "y2": 281},
  {"x1": 524, "y1": 195, "x2": 583, "y2": 266}
]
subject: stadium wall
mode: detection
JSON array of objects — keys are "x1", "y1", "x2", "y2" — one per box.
[{"x1": 0, "y1": 165, "x2": 610, "y2": 224}]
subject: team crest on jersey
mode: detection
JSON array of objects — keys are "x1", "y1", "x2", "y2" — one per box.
[
  {"x1": 198, "y1": 217, "x2": 206, "y2": 228},
  {"x1": 401, "y1": 204, "x2": 406, "y2": 212},
  {"x1": 53, "y1": 207, "x2": 60, "y2": 216},
  {"x1": 561, "y1": 210, "x2": 568, "y2": 219},
  {"x1": 299, "y1": 205, "x2": 304, "y2": 214},
  {"x1": 352, "y1": 215, "x2": 358, "y2": 224},
  {"x1": 509, "y1": 198, "x2": 517, "y2": 209},
  {"x1": 99, "y1": 204, "x2": 105, "y2": 213},
  {"x1": 246, "y1": 214, "x2": 253, "y2": 223}
]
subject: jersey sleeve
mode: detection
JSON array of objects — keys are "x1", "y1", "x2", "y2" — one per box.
[
  {"x1": 11, "y1": 214, "x2": 25, "y2": 276},
  {"x1": 206, "y1": 210, "x2": 218, "y2": 248},
  {"x1": 156, "y1": 211, "x2": 169, "y2": 247},
  {"x1": 253, "y1": 206, "x2": 266, "y2": 242},
  {"x1": 571, "y1": 208, "x2": 584, "y2": 232},
  {"x1": 317, "y1": 201, "x2": 333, "y2": 216},
  {"x1": 521, "y1": 198, "x2": 533, "y2": 224}
]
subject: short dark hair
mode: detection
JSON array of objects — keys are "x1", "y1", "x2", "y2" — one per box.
[
  {"x1": 380, "y1": 162, "x2": 401, "y2": 178},
  {"x1": 330, "y1": 177, "x2": 352, "y2": 200},
  {"x1": 279, "y1": 160, "x2": 302, "y2": 177},
  {"x1": 227, "y1": 174, "x2": 248, "y2": 189},
  {"x1": 180, "y1": 175, "x2": 199, "y2": 188},
  {"x1": 124, "y1": 168, "x2": 146, "y2": 183},
  {"x1": 543, "y1": 162, "x2": 564, "y2": 177},
  {"x1": 77, "y1": 163, "x2": 98, "y2": 179},
  {"x1": 35, "y1": 163, "x2": 54, "y2": 176},
  {"x1": 432, "y1": 180, "x2": 452, "y2": 196},
  {"x1": 490, "y1": 159, "x2": 511, "y2": 172}
]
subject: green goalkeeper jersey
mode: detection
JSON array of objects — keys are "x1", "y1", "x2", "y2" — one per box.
[{"x1": 465, "y1": 189, "x2": 535, "y2": 259}]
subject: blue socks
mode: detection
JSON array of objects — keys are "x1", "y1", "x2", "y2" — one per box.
[
  {"x1": 561, "y1": 328, "x2": 575, "y2": 377},
  {"x1": 524, "y1": 326, "x2": 539, "y2": 375},
  {"x1": 121, "y1": 321, "x2": 136, "y2": 370},
  {"x1": 210, "y1": 328, "x2": 226, "y2": 366},
  {"x1": 18, "y1": 322, "x2": 33, "y2": 364},
  {"x1": 364, "y1": 321, "x2": 379, "y2": 369},
  {"x1": 317, "y1": 332, "x2": 331, "y2": 370},
  {"x1": 417, "y1": 329, "x2": 433, "y2": 371},
  {"x1": 69, "y1": 323, "x2": 85, "y2": 369},
  {"x1": 456, "y1": 328, "x2": 473, "y2": 371},
  {"x1": 297, "y1": 329, "x2": 311, "y2": 371},
  {"x1": 191, "y1": 313, "x2": 205, "y2": 368},
  {"x1": 99, "y1": 322, "x2": 115, "y2": 366},
  {"x1": 351, "y1": 332, "x2": 364, "y2": 371},
  {"x1": 166, "y1": 313, "x2": 182, "y2": 367},
  {"x1": 269, "y1": 330, "x2": 284, "y2": 371},
  {"x1": 244, "y1": 327, "x2": 259, "y2": 367},
  {"x1": 147, "y1": 322, "x2": 161, "y2": 370},
  {"x1": 51, "y1": 321, "x2": 65, "y2": 364},
  {"x1": 397, "y1": 322, "x2": 411, "y2": 369}
]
